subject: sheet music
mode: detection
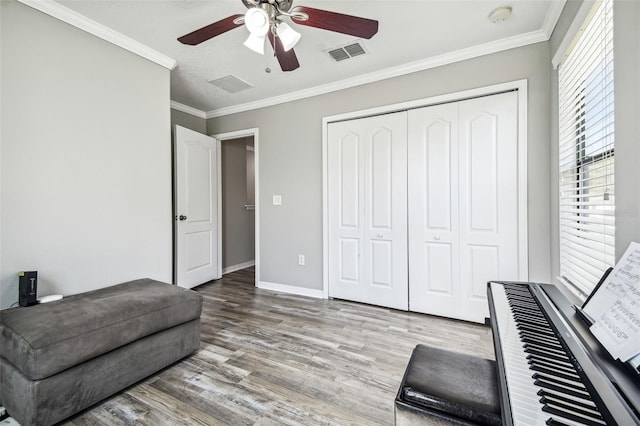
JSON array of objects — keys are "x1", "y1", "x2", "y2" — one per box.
[{"x1": 583, "y1": 242, "x2": 640, "y2": 362}]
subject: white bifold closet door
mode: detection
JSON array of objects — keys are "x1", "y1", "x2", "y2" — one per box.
[
  {"x1": 408, "y1": 91, "x2": 519, "y2": 322},
  {"x1": 327, "y1": 91, "x2": 520, "y2": 322},
  {"x1": 327, "y1": 112, "x2": 409, "y2": 310}
]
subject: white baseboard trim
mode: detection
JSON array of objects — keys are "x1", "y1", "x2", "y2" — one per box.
[
  {"x1": 222, "y1": 260, "x2": 255, "y2": 275},
  {"x1": 257, "y1": 281, "x2": 325, "y2": 299}
]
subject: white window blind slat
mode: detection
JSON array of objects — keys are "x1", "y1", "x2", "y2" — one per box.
[
  {"x1": 561, "y1": 253, "x2": 614, "y2": 278},
  {"x1": 560, "y1": 213, "x2": 615, "y2": 224},
  {"x1": 560, "y1": 230, "x2": 615, "y2": 250},
  {"x1": 558, "y1": 0, "x2": 615, "y2": 295}
]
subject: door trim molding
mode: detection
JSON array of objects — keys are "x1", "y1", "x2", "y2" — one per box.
[
  {"x1": 321, "y1": 79, "x2": 529, "y2": 299},
  {"x1": 212, "y1": 128, "x2": 260, "y2": 286}
]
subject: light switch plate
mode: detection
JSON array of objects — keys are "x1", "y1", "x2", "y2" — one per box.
[{"x1": 273, "y1": 195, "x2": 282, "y2": 205}]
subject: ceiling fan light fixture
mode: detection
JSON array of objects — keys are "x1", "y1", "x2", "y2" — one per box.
[
  {"x1": 244, "y1": 33, "x2": 265, "y2": 54},
  {"x1": 245, "y1": 8, "x2": 270, "y2": 36},
  {"x1": 276, "y1": 22, "x2": 301, "y2": 52},
  {"x1": 488, "y1": 6, "x2": 512, "y2": 23}
]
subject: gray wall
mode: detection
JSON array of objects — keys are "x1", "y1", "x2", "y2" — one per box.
[
  {"x1": 208, "y1": 42, "x2": 552, "y2": 291},
  {"x1": 221, "y1": 137, "x2": 255, "y2": 270},
  {"x1": 0, "y1": 1, "x2": 172, "y2": 307},
  {"x1": 612, "y1": 0, "x2": 640, "y2": 259},
  {"x1": 170, "y1": 109, "x2": 207, "y2": 136},
  {"x1": 549, "y1": 0, "x2": 640, "y2": 281}
]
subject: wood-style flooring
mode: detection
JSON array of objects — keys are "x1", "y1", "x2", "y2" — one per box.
[{"x1": 63, "y1": 268, "x2": 494, "y2": 426}]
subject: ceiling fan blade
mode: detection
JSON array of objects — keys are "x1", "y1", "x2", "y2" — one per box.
[
  {"x1": 268, "y1": 33, "x2": 300, "y2": 72},
  {"x1": 291, "y1": 7, "x2": 378, "y2": 39},
  {"x1": 178, "y1": 14, "x2": 244, "y2": 45}
]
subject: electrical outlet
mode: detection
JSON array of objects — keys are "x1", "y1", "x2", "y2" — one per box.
[
  {"x1": 298, "y1": 254, "x2": 305, "y2": 266},
  {"x1": 273, "y1": 195, "x2": 282, "y2": 205}
]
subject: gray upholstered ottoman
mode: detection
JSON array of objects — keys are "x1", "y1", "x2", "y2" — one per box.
[
  {"x1": 395, "y1": 344, "x2": 501, "y2": 425},
  {"x1": 0, "y1": 278, "x2": 203, "y2": 426}
]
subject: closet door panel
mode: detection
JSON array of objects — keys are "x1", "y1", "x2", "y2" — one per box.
[
  {"x1": 328, "y1": 112, "x2": 408, "y2": 310},
  {"x1": 371, "y1": 240, "x2": 393, "y2": 287},
  {"x1": 408, "y1": 103, "x2": 460, "y2": 315},
  {"x1": 427, "y1": 137, "x2": 452, "y2": 230},
  {"x1": 458, "y1": 91, "x2": 519, "y2": 322},
  {"x1": 409, "y1": 91, "x2": 520, "y2": 323},
  {"x1": 467, "y1": 113, "x2": 498, "y2": 231},
  {"x1": 369, "y1": 128, "x2": 393, "y2": 229},
  {"x1": 339, "y1": 133, "x2": 360, "y2": 228},
  {"x1": 339, "y1": 237, "x2": 360, "y2": 282},
  {"x1": 425, "y1": 242, "x2": 453, "y2": 293},
  {"x1": 467, "y1": 245, "x2": 499, "y2": 298},
  {"x1": 332, "y1": 131, "x2": 362, "y2": 293}
]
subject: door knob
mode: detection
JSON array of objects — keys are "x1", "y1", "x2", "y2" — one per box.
[
  {"x1": 179, "y1": 215, "x2": 187, "y2": 221},
  {"x1": 434, "y1": 235, "x2": 440, "y2": 240},
  {"x1": 377, "y1": 234, "x2": 384, "y2": 238}
]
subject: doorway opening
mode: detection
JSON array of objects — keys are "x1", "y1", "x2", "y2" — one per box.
[{"x1": 213, "y1": 129, "x2": 260, "y2": 286}]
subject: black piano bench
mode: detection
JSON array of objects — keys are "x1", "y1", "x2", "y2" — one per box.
[{"x1": 395, "y1": 344, "x2": 502, "y2": 425}]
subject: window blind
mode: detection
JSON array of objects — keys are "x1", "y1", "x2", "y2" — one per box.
[{"x1": 558, "y1": 0, "x2": 615, "y2": 295}]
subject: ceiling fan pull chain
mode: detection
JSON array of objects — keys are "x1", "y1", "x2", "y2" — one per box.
[
  {"x1": 265, "y1": 32, "x2": 274, "y2": 73},
  {"x1": 265, "y1": 53, "x2": 273, "y2": 73}
]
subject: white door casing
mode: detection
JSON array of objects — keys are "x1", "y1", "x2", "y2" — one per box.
[
  {"x1": 328, "y1": 112, "x2": 409, "y2": 310},
  {"x1": 211, "y1": 128, "x2": 260, "y2": 287},
  {"x1": 175, "y1": 125, "x2": 220, "y2": 289},
  {"x1": 408, "y1": 91, "x2": 519, "y2": 322}
]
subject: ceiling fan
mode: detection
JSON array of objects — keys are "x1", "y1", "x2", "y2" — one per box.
[{"x1": 177, "y1": 0, "x2": 379, "y2": 72}]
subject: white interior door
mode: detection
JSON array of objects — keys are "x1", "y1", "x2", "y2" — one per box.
[
  {"x1": 408, "y1": 102, "x2": 461, "y2": 317},
  {"x1": 408, "y1": 92, "x2": 519, "y2": 323},
  {"x1": 328, "y1": 112, "x2": 408, "y2": 310},
  {"x1": 458, "y1": 92, "x2": 519, "y2": 322},
  {"x1": 175, "y1": 125, "x2": 220, "y2": 288}
]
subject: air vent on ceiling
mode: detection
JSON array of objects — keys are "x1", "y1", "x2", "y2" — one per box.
[
  {"x1": 327, "y1": 42, "x2": 367, "y2": 62},
  {"x1": 208, "y1": 75, "x2": 253, "y2": 93}
]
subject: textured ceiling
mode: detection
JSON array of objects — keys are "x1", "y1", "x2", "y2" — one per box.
[{"x1": 57, "y1": 0, "x2": 564, "y2": 115}]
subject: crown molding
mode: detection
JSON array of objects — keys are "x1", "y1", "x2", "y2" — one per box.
[
  {"x1": 170, "y1": 101, "x2": 207, "y2": 119},
  {"x1": 205, "y1": 28, "x2": 551, "y2": 118},
  {"x1": 542, "y1": 0, "x2": 568, "y2": 39},
  {"x1": 17, "y1": 0, "x2": 177, "y2": 70}
]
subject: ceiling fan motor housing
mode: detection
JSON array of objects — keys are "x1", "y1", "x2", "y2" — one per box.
[{"x1": 242, "y1": 0, "x2": 294, "y2": 13}]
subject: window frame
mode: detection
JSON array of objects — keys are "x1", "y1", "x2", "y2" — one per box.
[{"x1": 556, "y1": 0, "x2": 615, "y2": 297}]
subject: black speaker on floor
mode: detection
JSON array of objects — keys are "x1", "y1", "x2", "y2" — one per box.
[{"x1": 19, "y1": 271, "x2": 38, "y2": 307}]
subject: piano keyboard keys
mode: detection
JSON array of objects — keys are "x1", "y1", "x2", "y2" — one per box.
[
  {"x1": 545, "y1": 415, "x2": 605, "y2": 426},
  {"x1": 526, "y1": 351, "x2": 572, "y2": 366},
  {"x1": 530, "y1": 365, "x2": 583, "y2": 382},
  {"x1": 538, "y1": 390, "x2": 599, "y2": 413},
  {"x1": 490, "y1": 283, "x2": 606, "y2": 425},
  {"x1": 528, "y1": 357, "x2": 576, "y2": 375},
  {"x1": 525, "y1": 347, "x2": 573, "y2": 364},
  {"x1": 542, "y1": 404, "x2": 606, "y2": 426},
  {"x1": 528, "y1": 358, "x2": 580, "y2": 377},
  {"x1": 533, "y1": 374, "x2": 592, "y2": 399},
  {"x1": 532, "y1": 372, "x2": 591, "y2": 395}
]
